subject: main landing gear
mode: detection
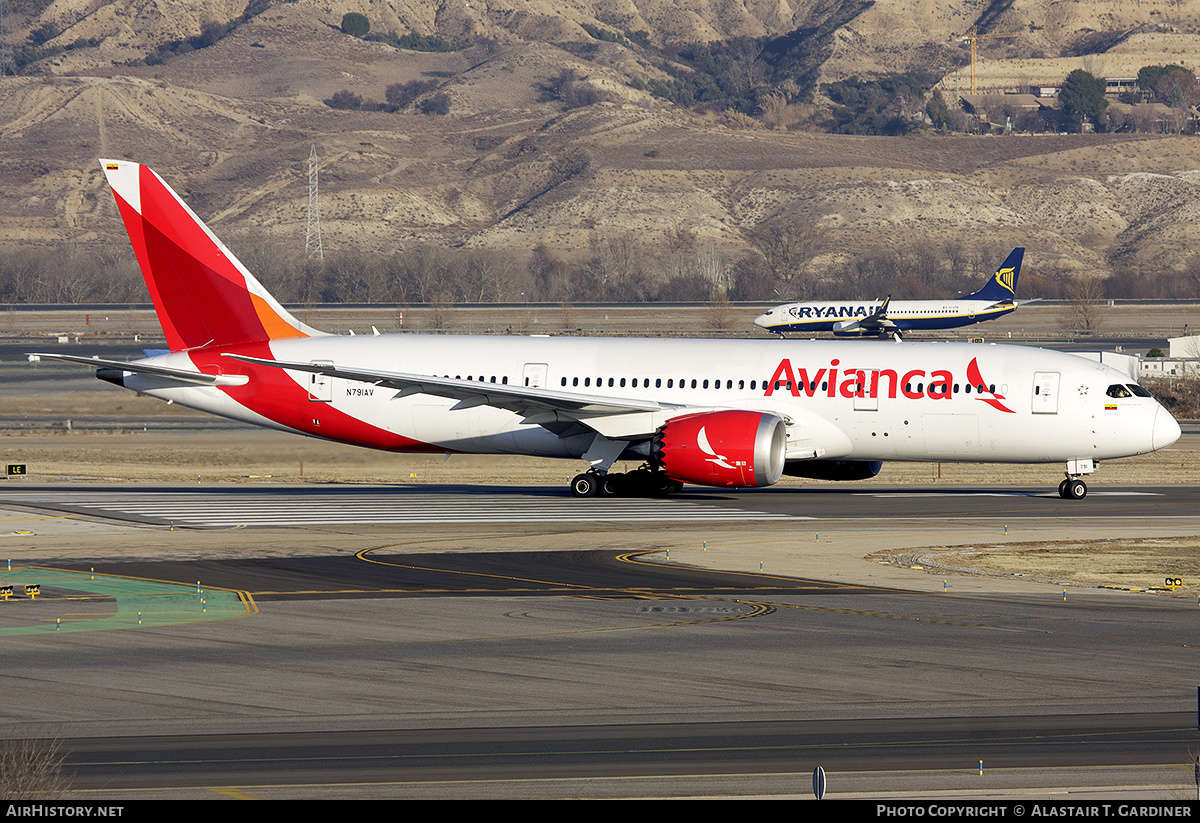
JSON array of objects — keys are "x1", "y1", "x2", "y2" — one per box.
[{"x1": 569, "y1": 467, "x2": 684, "y2": 498}]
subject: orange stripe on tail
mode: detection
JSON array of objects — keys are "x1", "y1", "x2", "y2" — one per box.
[{"x1": 101, "y1": 160, "x2": 321, "y2": 351}]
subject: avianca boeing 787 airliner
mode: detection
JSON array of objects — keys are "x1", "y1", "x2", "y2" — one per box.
[{"x1": 35, "y1": 162, "x2": 1181, "y2": 499}]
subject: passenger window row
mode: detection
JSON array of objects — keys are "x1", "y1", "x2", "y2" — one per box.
[
  {"x1": 543, "y1": 376, "x2": 1001, "y2": 395},
  {"x1": 441, "y1": 374, "x2": 1020, "y2": 397},
  {"x1": 560, "y1": 377, "x2": 759, "y2": 390}
]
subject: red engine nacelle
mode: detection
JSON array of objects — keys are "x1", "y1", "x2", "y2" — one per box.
[{"x1": 651, "y1": 410, "x2": 786, "y2": 488}]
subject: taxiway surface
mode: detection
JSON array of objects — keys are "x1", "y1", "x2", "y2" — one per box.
[{"x1": 1, "y1": 482, "x2": 1198, "y2": 799}]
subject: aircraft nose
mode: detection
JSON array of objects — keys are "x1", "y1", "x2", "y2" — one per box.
[
  {"x1": 753, "y1": 313, "x2": 770, "y2": 329},
  {"x1": 1153, "y1": 407, "x2": 1182, "y2": 451}
]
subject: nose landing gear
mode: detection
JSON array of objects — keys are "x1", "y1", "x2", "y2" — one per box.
[
  {"x1": 1058, "y1": 477, "x2": 1087, "y2": 499},
  {"x1": 1057, "y1": 458, "x2": 1095, "y2": 500}
]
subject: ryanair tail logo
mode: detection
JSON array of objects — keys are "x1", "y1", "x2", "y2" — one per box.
[{"x1": 994, "y1": 266, "x2": 1016, "y2": 295}]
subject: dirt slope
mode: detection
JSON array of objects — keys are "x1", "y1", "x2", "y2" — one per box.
[{"x1": 3, "y1": 1, "x2": 1200, "y2": 282}]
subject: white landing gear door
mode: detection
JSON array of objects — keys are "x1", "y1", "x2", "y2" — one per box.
[{"x1": 1032, "y1": 371, "x2": 1060, "y2": 414}]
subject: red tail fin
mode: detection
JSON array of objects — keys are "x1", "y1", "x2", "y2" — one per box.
[{"x1": 101, "y1": 160, "x2": 322, "y2": 351}]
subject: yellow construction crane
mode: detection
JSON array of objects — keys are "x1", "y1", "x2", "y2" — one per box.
[{"x1": 961, "y1": 25, "x2": 1020, "y2": 94}]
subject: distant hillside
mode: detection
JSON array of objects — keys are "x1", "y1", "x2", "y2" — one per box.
[
  {"x1": 2, "y1": 0, "x2": 1199, "y2": 303},
  {"x1": 12, "y1": 0, "x2": 1200, "y2": 80}
]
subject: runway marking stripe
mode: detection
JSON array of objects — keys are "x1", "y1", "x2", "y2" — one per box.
[
  {"x1": 870, "y1": 491, "x2": 1163, "y2": 498},
  {"x1": 15, "y1": 493, "x2": 804, "y2": 527}
]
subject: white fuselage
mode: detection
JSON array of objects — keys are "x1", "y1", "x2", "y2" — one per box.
[{"x1": 119, "y1": 336, "x2": 1179, "y2": 469}]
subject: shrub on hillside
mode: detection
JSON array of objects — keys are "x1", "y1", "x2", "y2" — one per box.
[
  {"x1": 341, "y1": 13, "x2": 370, "y2": 38},
  {"x1": 27, "y1": 22, "x2": 60, "y2": 46},
  {"x1": 540, "y1": 69, "x2": 603, "y2": 109},
  {"x1": 419, "y1": 93, "x2": 451, "y2": 115},
  {"x1": 327, "y1": 89, "x2": 363, "y2": 110},
  {"x1": 366, "y1": 30, "x2": 455, "y2": 52},
  {"x1": 385, "y1": 79, "x2": 440, "y2": 111}
]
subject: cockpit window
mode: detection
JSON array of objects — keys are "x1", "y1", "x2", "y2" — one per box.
[
  {"x1": 1106, "y1": 384, "x2": 1132, "y2": 398},
  {"x1": 1126, "y1": 384, "x2": 1152, "y2": 398}
]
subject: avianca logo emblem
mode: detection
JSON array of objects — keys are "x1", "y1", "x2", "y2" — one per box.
[
  {"x1": 697, "y1": 426, "x2": 739, "y2": 469},
  {"x1": 762, "y1": 356, "x2": 1015, "y2": 413},
  {"x1": 995, "y1": 267, "x2": 1016, "y2": 294},
  {"x1": 966, "y1": 357, "x2": 1014, "y2": 413}
]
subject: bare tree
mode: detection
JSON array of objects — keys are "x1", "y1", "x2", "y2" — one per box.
[
  {"x1": 559, "y1": 300, "x2": 576, "y2": 333},
  {"x1": 758, "y1": 92, "x2": 790, "y2": 130},
  {"x1": 0, "y1": 736, "x2": 70, "y2": 800},
  {"x1": 1060, "y1": 276, "x2": 1107, "y2": 333},
  {"x1": 528, "y1": 244, "x2": 573, "y2": 302},
  {"x1": 704, "y1": 292, "x2": 737, "y2": 333},
  {"x1": 583, "y1": 233, "x2": 647, "y2": 301},
  {"x1": 461, "y1": 251, "x2": 524, "y2": 302},
  {"x1": 745, "y1": 217, "x2": 826, "y2": 300},
  {"x1": 694, "y1": 243, "x2": 728, "y2": 293},
  {"x1": 1130, "y1": 104, "x2": 1159, "y2": 133},
  {"x1": 942, "y1": 240, "x2": 968, "y2": 280},
  {"x1": 426, "y1": 293, "x2": 454, "y2": 332},
  {"x1": 728, "y1": 36, "x2": 767, "y2": 97},
  {"x1": 664, "y1": 223, "x2": 696, "y2": 257},
  {"x1": 729, "y1": 253, "x2": 778, "y2": 301}
]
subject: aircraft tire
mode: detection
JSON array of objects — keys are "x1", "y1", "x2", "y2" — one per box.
[
  {"x1": 1065, "y1": 479, "x2": 1087, "y2": 500},
  {"x1": 623, "y1": 474, "x2": 664, "y2": 497},
  {"x1": 599, "y1": 473, "x2": 623, "y2": 497},
  {"x1": 570, "y1": 473, "x2": 599, "y2": 498},
  {"x1": 1058, "y1": 479, "x2": 1069, "y2": 499},
  {"x1": 618, "y1": 468, "x2": 654, "y2": 497},
  {"x1": 650, "y1": 478, "x2": 683, "y2": 498}
]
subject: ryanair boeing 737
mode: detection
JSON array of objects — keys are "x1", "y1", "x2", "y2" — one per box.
[{"x1": 754, "y1": 248, "x2": 1026, "y2": 337}]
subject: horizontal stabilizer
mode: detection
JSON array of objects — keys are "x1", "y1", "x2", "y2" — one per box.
[{"x1": 30, "y1": 353, "x2": 248, "y2": 386}]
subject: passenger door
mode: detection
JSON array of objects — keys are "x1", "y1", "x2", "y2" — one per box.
[
  {"x1": 1031, "y1": 371, "x2": 1060, "y2": 414},
  {"x1": 523, "y1": 363, "x2": 548, "y2": 388}
]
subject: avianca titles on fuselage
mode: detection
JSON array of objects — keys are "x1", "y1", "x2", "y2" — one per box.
[
  {"x1": 754, "y1": 248, "x2": 1025, "y2": 336},
  {"x1": 33, "y1": 163, "x2": 1180, "y2": 500}
]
